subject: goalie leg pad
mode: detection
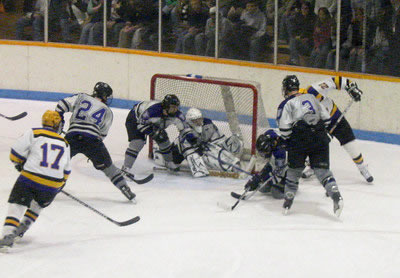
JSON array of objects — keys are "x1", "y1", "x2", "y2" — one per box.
[
  {"x1": 222, "y1": 135, "x2": 244, "y2": 155},
  {"x1": 203, "y1": 144, "x2": 240, "y2": 172},
  {"x1": 186, "y1": 152, "x2": 209, "y2": 178}
]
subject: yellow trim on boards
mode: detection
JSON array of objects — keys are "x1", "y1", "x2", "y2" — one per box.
[{"x1": 1, "y1": 40, "x2": 400, "y2": 83}]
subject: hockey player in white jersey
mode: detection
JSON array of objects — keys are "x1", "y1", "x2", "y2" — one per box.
[
  {"x1": 0, "y1": 111, "x2": 71, "y2": 252},
  {"x1": 297, "y1": 76, "x2": 373, "y2": 183},
  {"x1": 278, "y1": 75, "x2": 343, "y2": 217},
  {"x1": 158, "y1": 107, "x2": 243, "y2": 178},
  {"x1": 55, "y1": 82, "x2": 136, "y2": 201},
  {"x1": 123, "y1": 94, "x2": 185, "y2": 174}
]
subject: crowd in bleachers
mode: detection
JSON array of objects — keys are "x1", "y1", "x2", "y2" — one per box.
[{"x1": 1, "y1": 0, "x2": 400, "y2": 76}]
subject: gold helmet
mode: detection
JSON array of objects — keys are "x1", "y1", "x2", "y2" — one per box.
[{"x1": 42, "y1": 110, "x2": 62, "y2": 133}]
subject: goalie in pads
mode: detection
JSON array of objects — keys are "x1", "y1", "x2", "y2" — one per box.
[{"x1": 155, "y1": 108, "x2": 243, "y2": 177}]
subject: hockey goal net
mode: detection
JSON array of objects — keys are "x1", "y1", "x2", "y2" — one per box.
[{"x1": 149, "y1": 74, "x2": 270, "y2": 162}]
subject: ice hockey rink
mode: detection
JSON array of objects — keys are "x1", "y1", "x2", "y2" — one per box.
[{"x1": 0, "y1": 98, "x2": 399, "y2": 278}]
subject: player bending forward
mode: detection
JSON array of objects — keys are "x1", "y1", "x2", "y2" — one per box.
[
  {"x1": 123, "y1": 94, "x2": 185, "y2": 174},
  {"x1": 56, "y1": 82, "x2": 135, "y2": 201},
  {"x1": 0, "y1": 111, "x2": 71, "y2": 252},
  {"x1": 243, "y1": 129, "x2": 286, "y2": 199},
  {"x1": 156, "y1": 108, "x2": 243, "y2": 177},
  {"x1": 296, "y1": 75, "x2": 373, "y2": 183},
  {"x1": 278, "y1": 75, "x2": 343, "y2": 217}
]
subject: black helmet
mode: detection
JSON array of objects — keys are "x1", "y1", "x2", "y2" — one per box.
[
  {"x1": 282, "y1": 75, "x2": 300, "y2": 98},
  {"x1": 93, "y1": 82, "x2": 113, "y2": 104},
  {"x1": 256, "y1": 130, "x2": 278, "y2": 158},
  {"x1": 162, "y1": 94, "x2": 180, "y2": 116}
]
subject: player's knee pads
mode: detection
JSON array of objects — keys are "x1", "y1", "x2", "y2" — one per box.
[
  {"x1": 102, "y1": 164, "x2": 120, "y2": 178},
  {"x1": 158, "y1": 141, "x2": 173, "y2": 155},
  {"x1": 285, "y1": 168, "x2": 303, "y2": 192},
  {"x1": 128, "y1": 139, "x2": 146, "y2": 153},
  {"x1": 314, "y1": 168, "x2": 336, "y2": 188},
  {"x1": 94, "y1": 162, "x2": 109, "y2": 170}
]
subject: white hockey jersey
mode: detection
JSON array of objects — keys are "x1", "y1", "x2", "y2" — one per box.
[
  {"x1": 300, "y1": 76, "x2": 351, "y2": 127},
  {"x1": 56, "y1": 93, "x2": 113, "y2": 140},
  {"x1": 132, "y1": 100, "x2": 186, "y2": 135},
  {"x1": 10, "y1": 128, "x2": 71, "y2": 192},
  {"x1": 277, "y1": 93, "x2": 331, "y2": 139}
]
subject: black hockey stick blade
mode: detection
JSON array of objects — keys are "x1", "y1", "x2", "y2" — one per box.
[
  {"x1": 231, "y1": 191, "x2": 249, "y2": 200},
  {"x1": 0, "y1": 111, "x2": 28, "y2": 121},
  {"x1": 124, "y1": 172, "x2": 154, "y2": 184},
  {"x1": 114, "y1": 216, "x2": 141, "y2": 226}
]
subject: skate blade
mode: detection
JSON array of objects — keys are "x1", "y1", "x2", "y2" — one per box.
[
  {"x1": 283, "y1": 207, "x2": 290, "y2": 215},
  {"x1": 334, "y1": 200, "x2": 344, "y2": 218}
]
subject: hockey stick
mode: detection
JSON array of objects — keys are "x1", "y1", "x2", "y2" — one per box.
[
  {"x1": 0, "y1": 111, "x2": 27, "y2": 121},
  {"x1": 122, "y1": 170, "x2": 154, "y2": 184},
  {"x1": 329, "y1": 99, "x2": 354, "y2": 134},
  {"x1": 60, "y1": 190, "x2": 140, "y2": 227},
  {"x1": 153, "y1": 166, "x2": 240, "y2": 179}
]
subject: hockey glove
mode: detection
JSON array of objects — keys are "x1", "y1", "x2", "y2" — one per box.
[
  {"x1": 13, "y1": 162, "x2": 23, "y2": 172},
  {"x1": 185, "y1": 132, "x2": 200, "y2": 146},
  {"x1": 345, "y1": 81, "x2": 362, "y2": 102},
  {"x1": 152, "y1": 129, "x2": 169, "y2": 144},
  {"x1": 244, "y1": 174, "x2": 261, "y2": 191}
]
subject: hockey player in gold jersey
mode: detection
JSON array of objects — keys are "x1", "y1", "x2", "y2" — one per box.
[
  {"x1": 296, "y1": 76, "x2": 373, "y2": 183},
  {"x1": 0, "y1": 110, "x2": 71, "y2": 252}
]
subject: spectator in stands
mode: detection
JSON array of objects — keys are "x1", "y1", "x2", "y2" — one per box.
[
  {"x1": 342, "y1": 8, "x2": 374, "y2": 72},
  {"x1": 276, "y1": 0, "x2": 301, "y2": 44},
  {"x1": 79, "y1": 0, "x2": 111, "y2": 45},
  {"x1": 324, "y1": 0, "x2": 352, "y2": 70},
  {"x1": 203, "y1": 6, "x2": 234, "y2": 57},
  {"x1": 15, "y1": 0, "x2": 74, "y2": 43},
  {"x1": 105, "y1": 0, "x2": 125, "y2": 47},
  {"x1": 238, "y1": 0, "x2": 269, "y2": 62},
  {"x1": 314, "y1": 0, "x2": 337, "y2": 17},
  {"x1": 308, "y1": 7, "x2": 332, "y2": 68},
  {"x1": 15, "y1": 0, "x2": 46, "y2": 41},
  {"x1": 366, "y1": 4, "x2": 393, "y2": 74},
  {"x1": 287, "y1": 1, "x2": 316, "y2": 65},
  {"x1": 389, "y1": 0, "x2": 400, "y2": 76},
  {"x1": 173, "y1": 0, "x2": 209, "y2": 55}
]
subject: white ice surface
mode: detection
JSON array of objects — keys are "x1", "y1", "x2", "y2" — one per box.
[{"x1": 0, "y1": 99, "x2": 399, "y2": 278}]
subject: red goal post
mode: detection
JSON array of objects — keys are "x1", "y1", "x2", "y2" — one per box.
[{"x1": 149, "y1": 74, "x2": 270, "y2": 161}]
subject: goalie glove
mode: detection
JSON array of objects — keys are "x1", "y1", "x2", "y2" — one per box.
[{"x1": 345, "y1": 81, "x2": 362, "y2": 102}]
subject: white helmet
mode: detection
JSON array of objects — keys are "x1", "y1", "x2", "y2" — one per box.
[{"x1": 186, "y1": 108, "x2": 203, "y2": 133}]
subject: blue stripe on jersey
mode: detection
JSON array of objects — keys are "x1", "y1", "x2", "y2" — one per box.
[
  {"x1": 17, "y1": 175, "x2": 61, "y2": 193},
  {"x1": 10, "y1": 149, "x2": 26, "y2": 161}
]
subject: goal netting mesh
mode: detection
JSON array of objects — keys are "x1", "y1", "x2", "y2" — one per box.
[{"x1": 150, "y1": 74, "x2": 270, "y2": 161}]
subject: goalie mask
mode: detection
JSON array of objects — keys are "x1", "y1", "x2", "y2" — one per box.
[
  {"x1": 256, "y1": 130, "x2": 279, "y2": 158},
  {"x1": 282, "y1": 75, "x2": 300, "y2": 98},
  {"x1": 93, "y1": 82, "x2": 113, "y2": 105},
  {"x1": 186, "y1": 108, "x2": 203, "y2": 133},
  {"x1": 42, "y1": 110, "x2": 63, "y2": 134}
]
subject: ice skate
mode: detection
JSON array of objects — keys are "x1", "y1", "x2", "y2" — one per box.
[
  {"x1": 331, "y1": 192, "x2": 344, "y2": 217},
  {"x1": 14, "y1": 221, "x2": 31, "y2": 242},
  {"x1": 301, "y1": 167, "x2": 314, "y2": 179},
  {"x1": 0, "y1": 234, "x2": 16, "y2": 253},
  {"x1": 357, "y1": 163, "x2": 373, "y2": 183},
  {"x1": 283, "y1": 192, "x2": 295, "y2": 215},
  {"x1": 118, "y1": 185, "x2": 136, "y2": 201}
]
